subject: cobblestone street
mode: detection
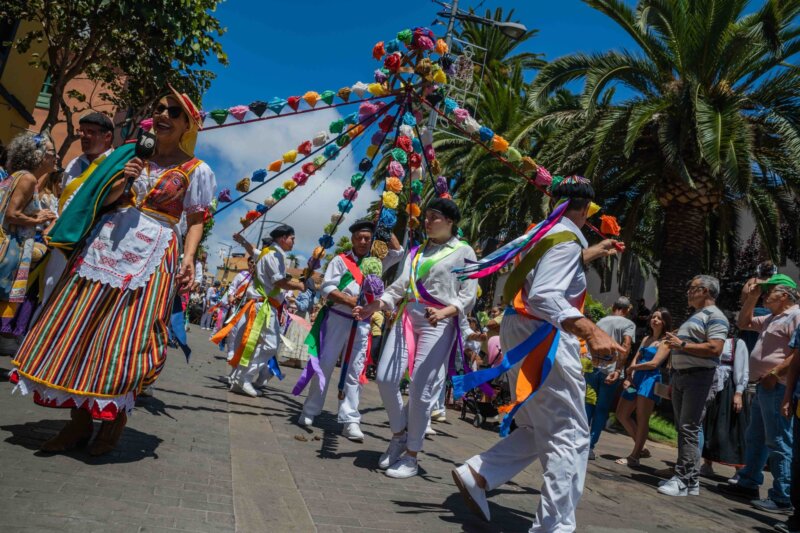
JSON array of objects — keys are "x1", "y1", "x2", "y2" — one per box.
[{"x1": 0, "y1": 329, "x2": 783, "y2": 532}]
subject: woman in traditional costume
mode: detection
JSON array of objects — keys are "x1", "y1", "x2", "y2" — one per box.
[
  {"x1": 0, "y1": 133, "x2": 58, "y2": 345},
  {"x1": 11, "y1": 87, "x2": 215, "y2": 456},
  {"x1": 354, "y1": 197, "x2": 478, "y2": 479}
]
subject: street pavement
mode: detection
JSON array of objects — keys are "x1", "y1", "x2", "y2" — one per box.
[{"x1": 0, "y1": 327, "x2": 785, "y2": 532}]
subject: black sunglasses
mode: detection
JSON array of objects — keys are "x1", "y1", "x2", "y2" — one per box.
[{"x1": 154, "y1": 104, "x2": 184, "y2": 119}]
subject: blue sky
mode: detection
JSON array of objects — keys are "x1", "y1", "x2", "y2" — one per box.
[{"x1": 197, "y1": 0, "x2": 637, "y2": 269}]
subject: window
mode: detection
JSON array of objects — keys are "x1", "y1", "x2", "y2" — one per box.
[{"x1": 36, "y1": 74, "x2": 53, "y2": 108}]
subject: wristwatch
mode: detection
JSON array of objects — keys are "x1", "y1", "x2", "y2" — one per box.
[{"x1": 680, "y1": 341, "x2": 687, "y2": 349}]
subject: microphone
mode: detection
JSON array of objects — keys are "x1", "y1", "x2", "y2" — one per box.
[{"x1": 124, "y1": 128, "x2": 157, "y2": 197}]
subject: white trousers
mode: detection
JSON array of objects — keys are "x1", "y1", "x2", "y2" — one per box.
[
  {"x1": 376, "y1": 302, "x2": 456, "y2": 452},
  {"x1": 301, "y1": 309, "x2": 369, "y2": 423},
  {"x1": 231, "y1": 302, "x2": 281, "y2": 387},
  {"x1": 464, "y1": 314, "x2": 589, "y2": 533},
  {"x1": 226, "y1": 312, "x2": 247, "y2": 362}
]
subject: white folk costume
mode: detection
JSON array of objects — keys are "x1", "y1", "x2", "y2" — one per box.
[
  {"x1": 452, "y1": 184, "x2": 597, "y2": 532},
  {"x1": 294, "y1": 246, "x2": 402, "y2": 426},
  {"x1": 220, "y1": 269, "x2": 252, "y2": 361},
  {"x1": 226, "y1": 246, "x2": 287, "y2": 390},
  {"x1": 376, "y1": 235, "x2": 477, "y2": 465}
]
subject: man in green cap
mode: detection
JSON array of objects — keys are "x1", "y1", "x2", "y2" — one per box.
[{"x1": 722, "y1": 273, "x2": 800, "y2": 513}]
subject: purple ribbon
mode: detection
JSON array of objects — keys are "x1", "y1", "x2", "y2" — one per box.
[{"x1": 292, "y1": 309, "x2": 331, "y2": 396}]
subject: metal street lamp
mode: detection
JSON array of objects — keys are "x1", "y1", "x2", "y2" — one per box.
[
  {"x1": 433, "y1": 0, "x2": 529, "y2": 44},
  {"x1": 244, "y1": 199, "x2": 283, "y2": 244}
]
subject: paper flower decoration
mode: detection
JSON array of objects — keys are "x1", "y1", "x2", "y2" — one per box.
[
  {"x1": 229, "y1": 105, "x2": 248, "y2": 121},
  {"x1": 252, "y1": 169, "x2": 267, "y2": 182},
  {"x1": 424, "y1": 144, "x2": 435, "y2": 160},
  {"x1": 397, "y1": 125, "x2": 412, "y2": 139},
  {"x1": 351, "y1": 82, "x2": 368, "y2": 98},
  {"x1": 397, "y1": 29, "x2": 413, "y2": 43},
  {"x1": 272, "y1": 187, "x2": 288, "y2": 200},
  {"x1": 454, "y1": 108, "x2": 470, "y2": 123},
  {"x1": 410, "y1": 167, "x2": 422, "y2": 181},
  {"x1": 366, "y1": 145, "x2": 379, "y2": 158},
  {"x1": 236, "y1": 178, "x2": 251, "y2": 192},
  {"x1": 293, "y1": 171, "x2": 309, "y2": 185},
  {"x1": 378, "y1": 208, "x2": 397, "y2": 227},
  {"x1": 371, "y1": 240, "x2": 389, "y2": 260},
  {"x1": 256, "y1": 203, "x2": 268, "y2": 214},
  {"x1": 600, "y1": 215, "x2": 621, "y2": 236},
  {"x1": 479, "y1": 126, "x2": 495, "y2": 143},
  {"x1": 324, "y1": 144, "x2": 340, "y2": 159},
  {"x1": 139, "y1": 118, "x2": 153, "y2": 131},
  {"x1": 312, "y1": 131, "x2": 328, "y2": 146},
  {"x1": 534, "y1": 164, "x2": 553, "y2": 188},
  {"x1": 331, "y1": 213, "x2": 343, "y2": 224},
  {"x1": 209, "y1": 109, "x2": 229, "y2": 125},
  {"x1": 421, "y1": 127, "x2": 433, "y2": 146},
  {"x1": 283, "y1": 150, "x2": 298, "y2": 163},
  {"x1": 319, "y1": 234, "x2": 335, "y2": 249},
  {"x1": 386, "y1": 38, "x2": 401, "y2": 53},
  {"x1": 379, "y1": 115, "x2": 395, "y2": 132},
  {"x1": 409, "y1": 216, "x2": 420, "y2": 229},
  {"x1": 337, "y1": 199, "x2": 354, "y2": 213},
  {"x1": 396, "y1": 135, "x2": 413, "y2": 153},
  {"x1": 391, "y1": 148, "x2": 408, "y2": 164},
  {"x1": 313, "y1": 155, "x2": 326, "y2": 167},
  {"x1": 492, "y1": 135, "x2": 509, "y2": 153},
  {"x1": 287, "y1": 96, "x2": 301, "y2": 111},
  {"x1": 359, "y1": 102, "x2": 379, "y2": 121},
  {"x1": 297, "y1": 140, "x2": 312, "y2": 156},
  {"x1": 268, "y1": 160, "x2": 282, "y2": 172},
  {"x1": 302, "y1": 162, "x2": 317, "y2": 175},
  {"x1": 358, "y1": 158, "x2": 373, "y2": 172},
  {"x1": 435, "y1": 175, "x2": 449, "y2": 195},
  {"x1": 407, "y1": 203, "x2": 421, "y2": 217},
  {"x1": 463, "y1": 117, "x2": 481, "y2": 134},
  {"x1": 330, "y1": 119, "x2": 345, "y2": 134},
  {"x1": 506, "y1": 146, "x2": 522, "y2": 162},
  {"x1": 374, "y1": 69, "x2": 388, "y2": 83},
  {"x1": 435, "y1": 39, "x2": 448, "y2": 55},
  {"x1": 302, "y1": 91, "x2": 320, "y2": 108},
  {"x1": 217, "y1": 189, "x2": 232, "y2": 202},
  {"x1": 415, "y1": 58, "x2": 434, "y2": 79},
  {"x1": 336, "y1": 134, "x2": 351, "y2": 147},
  {"x1": 382, "y1": 191, "x2": 399, "y2": 209},
  {"x1": 265, "y1": 197, "x2": 278, "y2": 208},
  {"x1": 373, "y1": 41, "x2": 386, "y2": 60},
  {"x1": 388, "y1": 161, "x2": 405, "y2": 178},
  {"x1": 337, "y1": 87, "x2": 352, "y2": 102},
  {"x1": 411, "y1": 192, "x2": 422, "y2": 204},
  {"x1": 408, "y1": 153, "x2": 422, "y2": 169},
  {"x1": 248, "y1": 101, "x2": 267, "y2": 117},
  {"x1": 367, "y1": 83, "x2": 387, "y2": 96},
  {"x1": 351, "y1": 173, "x2": 366, "y2": 188},
  {"x1": 410, "y1": 179, "x2": 424, "y2": 195},
  {"x1": 430, "y1": 159, "x2": 441, "y2": 175},
  {"x1": 521, "y1": 156, "x2": 537, "y2": 173},
  {"x1": 348, "y1": 124, "x2": 365, "y2": 138},
  {"x1": 360, "y1": 257, "x2": 383, "y2": 276},
  {"x1": 444, "y1": 98, "x2": 458, "y2": 114},
  {"x1": 412, "y1": 138, "x2": 423, "y2": 154},
  {"x1": 321, "y1": 90, "x2": 336, "y2": 105},
  {"x1": 268, "y1": 97, "x2": 287, "y2": 114},
  {"x1": 385, "y1": 177, "x2": 403, "y2": 192},
  {"x1": 245, "y1": 210, "x2": 260, "y2": 222},
  {"x1": 433, "y1": 69, "x2": 447, "y2": 84},
  {"x1": 414, "y1": 35, "x2": 434, "y2": 51},
  {"x1": 343, "y1": 186, "x2": 358, "y2": 200},
  {"x1": 371, "y1": 131, "x2": 386, "y2": 145},
  {"x1": 284, "y1": 179, "x2": 297, "y2": 191}
]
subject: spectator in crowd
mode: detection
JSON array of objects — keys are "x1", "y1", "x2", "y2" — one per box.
[
  {"x1": 615, "y1": 308, "x2": 672, "y2": 466},
  {"x1": 585, "y1": 296, "x2": 636, "y2": 459},
  {"x1": 62, "y1": 112, "x2": 114, "y2": 188},
  {"x1": 658, "y1": 275, "x2": 728, "y2": 497},
  {"x1": 635, "y1": 298, "x2": 652, "y2": 339},
  {"x1": 700, "y1": 313, "x2": 749, "y2": 476},
  {"x1": 200, "y1": 282, "x2": 220, "y2": 330},
  {"x1": 722, "y1": 274, "x2": 800, "y2": 514},
  {"x1": 778, "y1": 323, "x2": 800, "y2": 533},
  {"x1": 741, "y1": 260, "x2": 778, "y2": 353}
]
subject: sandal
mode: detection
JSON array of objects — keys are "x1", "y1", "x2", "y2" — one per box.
[
  {"x1": 615, "y1": 455, "x2": 640, "y2": 467},
  {"x1": 640, "y1": 448, "x2": 652, "y2": 459}
]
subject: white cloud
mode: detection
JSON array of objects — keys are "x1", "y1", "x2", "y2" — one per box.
[{"x1": 197, "y1": 108, "x2": 380, "y2": 271}]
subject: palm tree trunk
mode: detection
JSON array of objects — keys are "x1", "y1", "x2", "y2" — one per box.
[{"x1": 657, "y1": 203, "x2": 707, "y2": 322}]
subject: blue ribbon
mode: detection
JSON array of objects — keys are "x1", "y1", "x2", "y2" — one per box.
[
  {"x1": 267, "y1": 356, "x2": 284, "y2": 381},
  {"x1": 169, "y1": 294, "x2": 192, "y2": 362}
]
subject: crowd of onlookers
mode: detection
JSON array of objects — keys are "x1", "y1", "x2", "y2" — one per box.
[{"x1": 578, "y1": 261, "x2": 800, "y2": 533}]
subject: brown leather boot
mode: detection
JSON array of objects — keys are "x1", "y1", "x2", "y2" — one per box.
[
  {"x1": 40, "y1": 408, "x2": 94, "y2": 453},
  {"x1": 89, "y1": 411, "x2": 127, "y2": 456}
]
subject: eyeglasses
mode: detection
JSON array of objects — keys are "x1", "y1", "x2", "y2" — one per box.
[
  {"x1": 154, "y1": 104, "x2": 184, "y2": 119},
  {"x1": 686, "y1": 284, "x2": 707, "y2": 293},
  {"x1": 44, "y1": 149, "x2": 57, "y2": 156}
]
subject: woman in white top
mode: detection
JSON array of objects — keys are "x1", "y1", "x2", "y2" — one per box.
[{"x1": 355, "y1": 197, "x2": 478, "y2": 479}]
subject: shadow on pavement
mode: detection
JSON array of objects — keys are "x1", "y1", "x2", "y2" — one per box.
[
  {"x1": 0, "y1": 419, "x2": 162, "y2": 464},
  {"x1": 393, "y1": 492, "x2": 535, "y2": 532}
]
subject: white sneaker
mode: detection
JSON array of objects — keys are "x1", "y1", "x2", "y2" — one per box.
[
  {"x1": 425, "y1": 422, "x2": 437, "y2": 436},
  {"x1": 728, "y1": 474, "x2": 740, "y2": 485},
  {"x1": 658, "y1": 477, "x2": 688, "y2": 497},
  {"x1": 298, "y1": 414, "x2": 314, "y2": 427},
  {"x1": 688, "y1": 482, "x2": 700, "y2": 496},
  {"x1": 343, "y1": 423, "x2": 364, "y2": 442},
  {"x1": 378, "y1": 434, "x2": 407, "y2": 470},
  {"x1": 658, "y1": 475, "x2": 677, "y2": 487},
  {"x1": 240, "y1": 382, "x2": 259, "y2": 397},
  {"x1": 386, "y1": 454, "x2": 418, "y2": 479},
  {"x1": 452, "y1": 464, "x2": 490, "y2": 522},
  {"x1": 431, "y1": 410, "x2": 447, "y2": 422}
]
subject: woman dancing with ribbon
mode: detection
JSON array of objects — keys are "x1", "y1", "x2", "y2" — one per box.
[{"x1": 354, "y1": 197, "x2": 477, "y2": 479}]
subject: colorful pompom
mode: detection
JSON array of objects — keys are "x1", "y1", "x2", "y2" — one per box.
[
  {"x1": 252, "y1": 169, "x2": 267, "y2": 182},
  {"x1": 360, "y1": 257, "x2": 383, "y2": 276},
  {"x1": 268, "y1": 160, "x2": 282, "y2": 172},
  {"x1": 385, "y1": 177, "x2": 403, "y2": 193},
  {"x1": 284, "y1": 179, "x2": 297, "y2": 191},
  {"x1": 217, "y1": 189, "x2": 232, "y2": 202},
  {"x1": 319, "y1": 234, "x2": 335, "y2": 249},
  {"x1": 372, "y1": 41, "x2": 386, "y2": 61},
  {"x1": 297, "y1": 140, "x2": 313, "y2": 155},
  {"x1": 283, "y1": 150, "x2": 298, "y2": 163},
  {"x1": 388, "y1": 160, "x2": 405, "y2": 178},
  {"x1": 378, "y1": 208, "x2": 397, "y2": 227},
  {"x1": 343, "y1": 186, "x2": 358, "y2": 200},
  {"x1": 391, "y1": 148, "x2": 408, "y2": 164},
  {"x1": 492, "y1": 135, "x2": 509, "y2": 153},
  {"x1": 330, "y1": 119, "x2": 345, "y2": 134},
  {"x1": 292, "y1": 171, "x2": 309, "y2": 186},
  {"x1": 479, "y1": 126, "x2": 495, "y2": 143},
  {"x1": 337, "y1": 199, "x2": 354, "y2": 213},
  {"x1": 272, "y1": 187, "x2": 288, "y2": 200},
  {"x1": 236, "y1": 178, "x2": 250, "y2": 192},
  {"x1": 382, "y1": 191, "x2": 399, "y2": 209},
  {"x1": 351, "y1": 173, "x2": 366, "y2": 188},
  {"x1": 358, "y1": 158, "x2": 373, "y2": 173}
]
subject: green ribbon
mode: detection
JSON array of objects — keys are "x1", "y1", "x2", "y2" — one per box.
[
  {"x1": 239, "y1": 251, "x2": 281, "y2": 367},
  {"x1": 303, "y1": 263, "x2": 358, "y2": 357}
]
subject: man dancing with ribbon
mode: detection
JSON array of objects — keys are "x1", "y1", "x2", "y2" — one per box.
[
  {"x1": 354, "y1": 197, "x2": 478, "y2": 479},
  {"x1": 294, "y1": 219, "x2": 403, "y2": 441},
  {"x1": 448, "y1": 177, "x2": 624, "y2": 531},
  {"x1": 226, "y1": 225, "x2": 312, "y2": 397}
]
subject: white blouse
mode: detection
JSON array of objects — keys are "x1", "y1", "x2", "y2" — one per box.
[{"x1": 322, "y1": 248, "x2": 404, "y2": 314}]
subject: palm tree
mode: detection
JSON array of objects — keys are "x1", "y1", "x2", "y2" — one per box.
[{"x1": 530, "y1": 0, "x2": 800, "y2": 317}]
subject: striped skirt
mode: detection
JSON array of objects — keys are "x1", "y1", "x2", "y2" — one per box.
[{"x1": 11, "y1": 236, "x2": 179, "y2": 421}]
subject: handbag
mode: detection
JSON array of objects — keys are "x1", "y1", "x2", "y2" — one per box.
[{"x1": 0, "y1": 172, "x2": 25, "y2": 259}]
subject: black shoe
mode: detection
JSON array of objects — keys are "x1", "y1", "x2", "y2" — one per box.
[{"x1": 718, "y1": 482, "x2": 760, "y2": 500}]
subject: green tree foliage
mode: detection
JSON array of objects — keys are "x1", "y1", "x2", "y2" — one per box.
[{"x1": 2, "y1": 0, "x2": 227, "y2": 156}]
